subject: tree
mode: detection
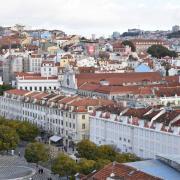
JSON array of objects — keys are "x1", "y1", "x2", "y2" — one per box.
[
  {"x1": 147, "y1": 45, "x2": 178, "y2": 58},
  {"x1": 0, "y1": 118, "x2": 39, "y2": 142},
  {"x1": 78, "y1": 158, "x2": 96, "y2": 175},
  {"x1": 122, "y1": 40, "x2": 136, "y2": 52},
  {"x1": 94, "y1": 159, "x2": 111, "y2": 170},
  {"x1": 0, "y1": 84, "x2": 13, "y2": 96},
  {"x1": 0, "y1": 125, "x2": 19, "y2": 151},
  {"x1": 51, "y1": 153, "x2": 77, "y2": 178},
  {"x1": 24, "y1": 142, "x2": 49, "y2": 164},
  {"x1": 98, "y1": 145, "x2": 117, "y2": 161},
  {"x1": 17, "y1": 121, "x2": 39, "y2": 141},
  {"x1": 115, "y1": 153, "x2": 140, "y2": 163},
  {"x1": 63, "y1": 45, "x2": 69, "y2": 52},
  {"x1": 76, "y1": 140, "x2": 98, "y2": 160},
  {"x1": 5, "y1": 120, "x2": 22, "y2": 130}
]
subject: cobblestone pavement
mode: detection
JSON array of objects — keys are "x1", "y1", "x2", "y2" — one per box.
[
  {"x1": 0, "y1": 154, "x2": 62, "y2": 180},
  {"x1": 0, "y1": 155, "x2": 35, "y2": 180},
  {"x1": 30, "y1": 165, "x2": 61, "y2": 180}
]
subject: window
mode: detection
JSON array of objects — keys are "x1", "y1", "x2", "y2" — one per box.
[
  {"x1": 73, "y1": 123, "x2": 75, "y2": 129},
  {"x1": 39, "y1": 87, "x2": 42, "y2": 91},
  {"x1": 82, "y1": 123, "x2": 85, "y2": 129},
  {"x1": 67, "y1": 78, "x2": 70, "y2": 86},
  {"x1": 82, "y1": 115, "x2": 85, "y2": 119},
  {"x1": 30, "y1": 87, "x2": 32, "y2": 91},
  {"x1": 88, "y1": 107, "x2": 93, "y2": 111},
  {"x1": 34, "y1": 87, "x2": 37, "y2": 91}
]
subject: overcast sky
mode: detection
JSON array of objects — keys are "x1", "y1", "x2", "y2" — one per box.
[{"x1": 1, "y1": 0, "x2": 180, "y2": 37}]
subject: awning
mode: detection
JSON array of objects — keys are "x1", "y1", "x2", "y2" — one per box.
[{"x1": 49, "y1": 135, "x2": 62, "y2": 142}]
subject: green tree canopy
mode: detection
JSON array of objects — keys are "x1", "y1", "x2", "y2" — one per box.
[
  {"x1": 0, "y1": 118, "x2": 39, "y2": 142},
  {"x1": 94, "y1": 159, "x2": 111, "y2": 170},
  {"x1": 24, "y1": 142, "x2": 49, "y2": 164},
  {"x1": 76, "y1": 140, "x2": 98, "y2": 160},
  {"x1": 0, "y1": 125, "x2": 19, "y2": 151},
  {"x1": 147, "y1": 45, "x2": 178, "y2": 58},
  {"x1": 16, "y1": 121, "x2": 39, "y2": 141},
  {"x1": 98, "y1": 145, "x2": 117, "y2": 161},
  {"x1": 51, "y1": 153, "x2": 77, "y2": 177},
  {"x1": 122, "y1": 40, "x2": 136, "y2": 52},
  {"x1": 76, "y1": 140, "x2": 140, "y2": 167},
  {"x1": 78, "y1": 158, "x2": 96, "y2": 175},
  {"x1": 0, "y1": 84, "x2": 13, "y2": 96},
  {"x1": 115, "y1": 153, "x2": 140, "y2": 163}
]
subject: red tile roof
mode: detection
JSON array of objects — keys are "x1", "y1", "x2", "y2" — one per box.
[
  {"x1": 5, "y1": 89, "x2": 29, "y2": 96},
  {"x1": 76, "y1": 72, "x2": 162, "y2": 87},
  {"x1": 123, "y1": 108, "x2": 151, "y2": 119},
  {"x1": 16, "y1": 72, "x2": 58, "y2": 80},
  {"x1": 69, "y1": 98, "x2": 113, "y2": 107},
  {"x1": 81, "y1": 162, "x2": 161, "y2": 180},
  {"x1": 154, "y1": 86, "x2": 180, "y2": 97}
]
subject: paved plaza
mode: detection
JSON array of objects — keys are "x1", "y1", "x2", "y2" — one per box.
[
  {"x1": 0, "y1": 155, "x2": 35, "y2": 180},
  {"x1": 0, "y1": 155, "x2": 61, "y2": 180}
]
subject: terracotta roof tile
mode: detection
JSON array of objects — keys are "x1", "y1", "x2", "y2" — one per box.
[{"x1": 81, "y1": 162, "x2": 161, "y2": 180}]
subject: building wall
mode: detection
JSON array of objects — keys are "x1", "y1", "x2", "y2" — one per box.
[
  {"x1": 29, "y1": 57, "x2": 42, "y2": 73},
  {"x1": 16, "y1": 78, "x2": 60, "y2": 91},
  {"x1": 41, "y1": 64, "x2": 58, "y2": 77},
  {"x1": 0, "y1": 95, "x2": 89, "y2": 143},
  {"x1": 90, "y1": 115, "x2": 180, "y2": 159}
]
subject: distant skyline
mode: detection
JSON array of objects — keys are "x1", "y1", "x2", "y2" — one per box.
[{"x1": 1, "y1": 0, "x2": 180, "y2": 37}]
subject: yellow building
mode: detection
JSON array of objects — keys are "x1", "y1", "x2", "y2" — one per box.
[
  {"x1": 47, "y1": 46, "x2": 58, "y2": 55},
  {"x1": 60, "y1": 54, "x2": 74, "y2": 67}
]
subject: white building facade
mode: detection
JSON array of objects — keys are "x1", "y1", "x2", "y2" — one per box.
[
  {"x1": 0, "y1": 90, "x2": 90, "y2": 144},
  {"x1": 0, "y1": 90, "x2": 112, "y2": 144},
  {"x1": 16, "y1": 76, "x2": 60, "y2": 91},
  {"x1": 29, "y1": 55, "x2": 43, "y2": 73},
  {"x1": 90, "y1": 110, "x2": 180, "y2": 159}
]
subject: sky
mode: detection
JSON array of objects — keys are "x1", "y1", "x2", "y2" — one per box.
[{"x1": 0, "y1": 0, "x2": 180, "y2": 37}]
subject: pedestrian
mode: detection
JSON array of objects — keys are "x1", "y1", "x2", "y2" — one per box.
[
  {"x1": 38, "y1": 169, "x2": 41, "y2": 174},
  {"x1": 18, "y1": 152, "x2": 21, "y2": 157},
  {"x1": 41, "y1": 168, "x2": 44, "y2": 173}
]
